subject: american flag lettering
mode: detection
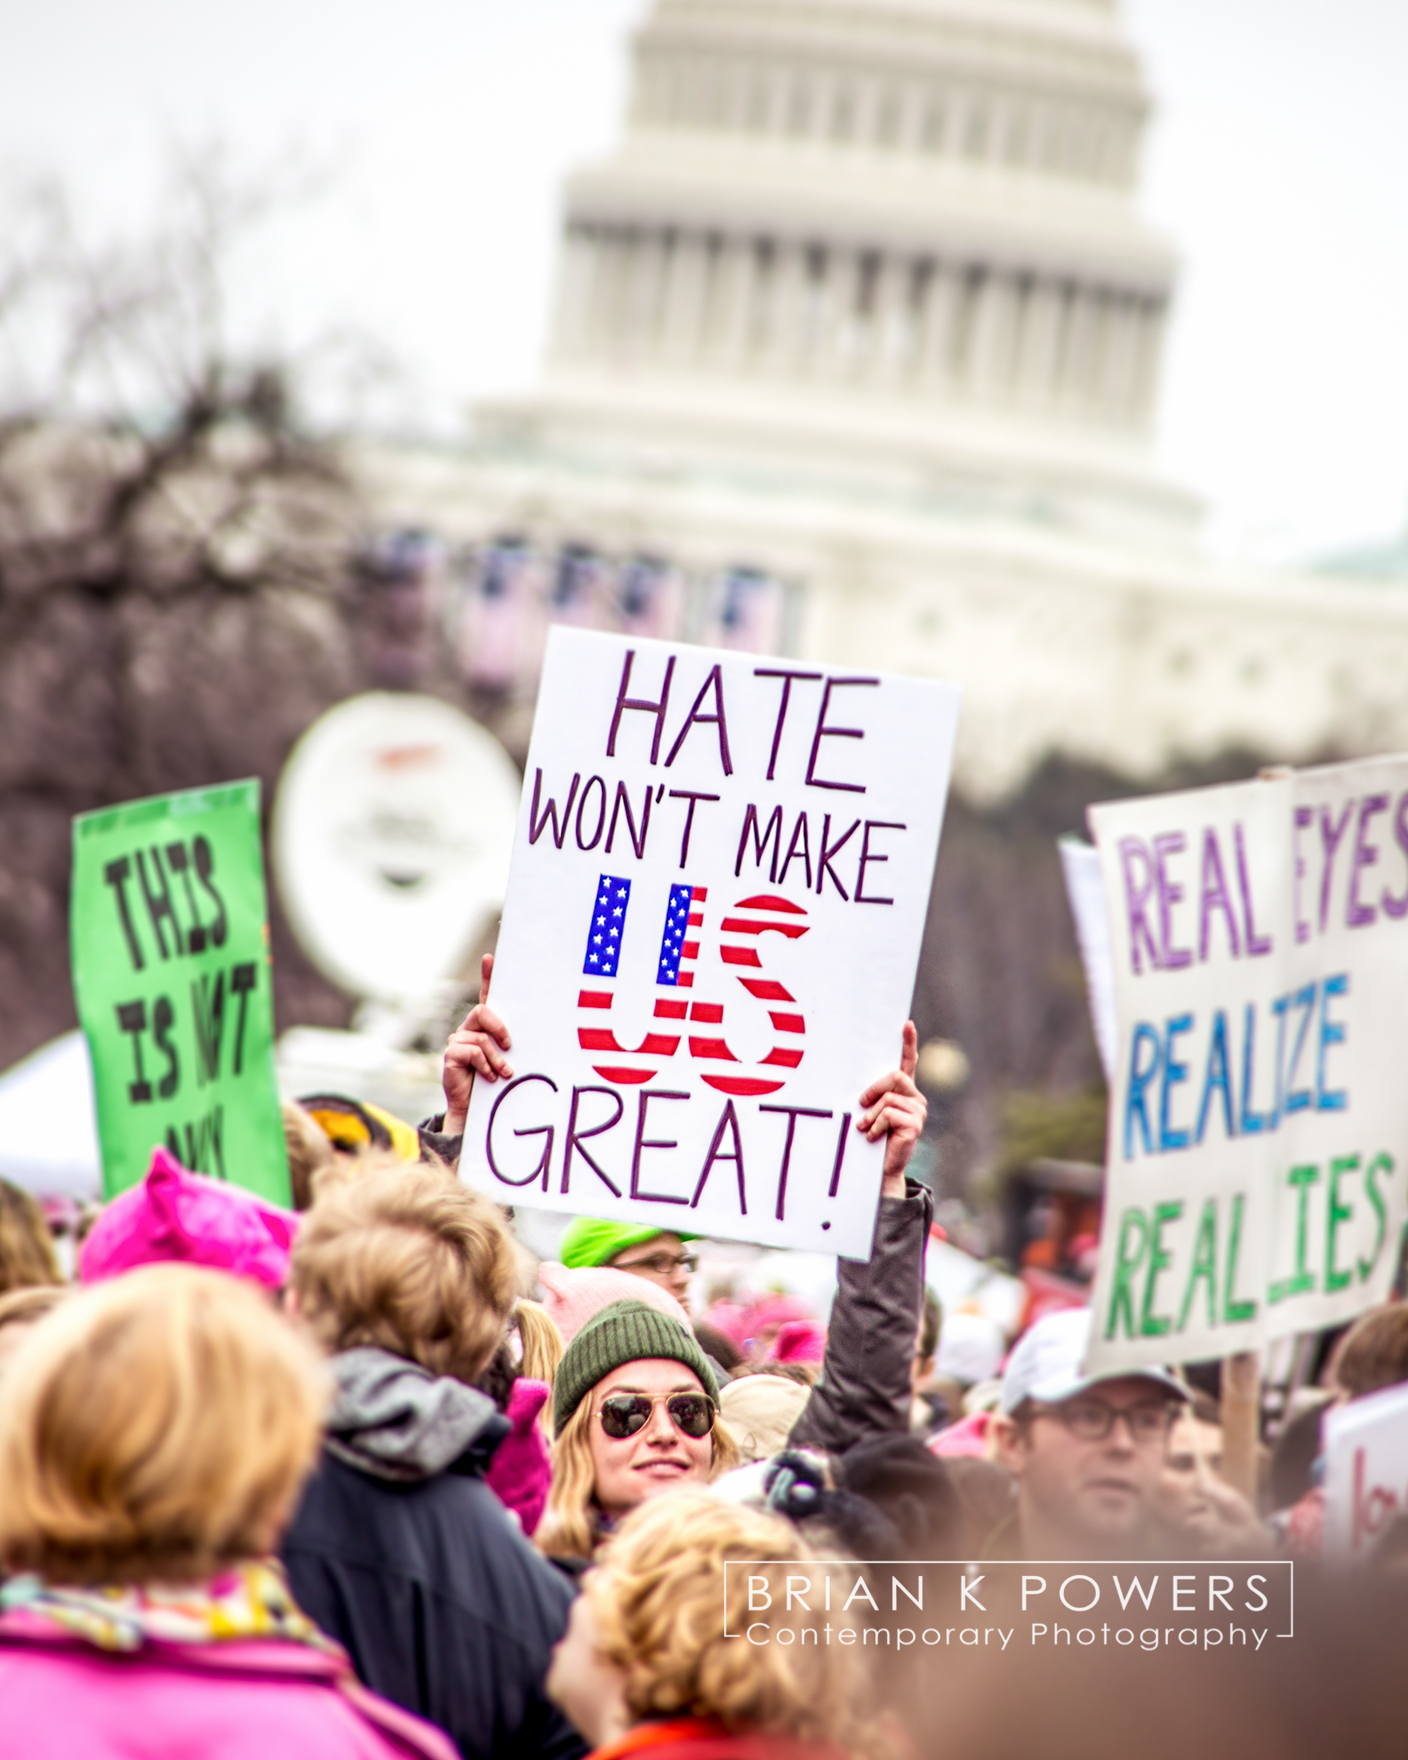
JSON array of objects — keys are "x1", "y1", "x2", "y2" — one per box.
[{"x1": 575, "y1": 878, "x2": 807, "y2": 1095}]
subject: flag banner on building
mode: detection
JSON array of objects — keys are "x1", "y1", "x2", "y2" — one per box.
[
  {"x1": 71, "y1": 780, "x2": 290, "y2": 1204},
  {"x1": 460, "y1": 627, "x2": 960, "y2": 1258},
  {"x1": 1086, "y1": 758, "x2": 1408, "y2": 1372}
]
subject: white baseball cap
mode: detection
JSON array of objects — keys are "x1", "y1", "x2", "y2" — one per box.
[
  {"x1": 935, "y1": 1311, "x2": 1007, "y2": 1388},
  {"x1": 999, "y1": 1307, "x2": 1187, "y2": 1417}
]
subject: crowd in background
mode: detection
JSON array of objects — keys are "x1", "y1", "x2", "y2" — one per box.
[{"x1": 0, "y1": 980, "x2": 1405, "y2": 1760}]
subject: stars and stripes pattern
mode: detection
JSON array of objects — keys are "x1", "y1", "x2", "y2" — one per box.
[
  {"x1": 690, "y1": 893, "x2": 808, "y2": 1098},
  {"x1": 582, "y1": 875, "x2": 631, "y2": 978},
  {"x1": 574, "y1": 879, "x2": 807, "y2": 1095}
]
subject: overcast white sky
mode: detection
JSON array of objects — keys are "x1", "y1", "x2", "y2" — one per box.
[{"x1": 2, "y1": 0, "x2": 1406, "y2": 564}]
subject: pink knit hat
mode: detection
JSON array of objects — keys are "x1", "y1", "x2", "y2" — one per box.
[
  {"x1": 768, "y1": 1318, "x2": 826, "y2": 1366},
  {"x1": 537, "y1": 1260, "x2": 690, "y2": 1345},
  {"x1": 79, "y1": 1147, "x2": 297, "y2": 1290}
]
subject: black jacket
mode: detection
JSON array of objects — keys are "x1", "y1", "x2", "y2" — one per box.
[
  {"x1": 281, "y1": 1348, "x2": 584, "y2": 1760},
  {"x1": 788, "y1": 1176, "x2": 933, "y2": 1454}
]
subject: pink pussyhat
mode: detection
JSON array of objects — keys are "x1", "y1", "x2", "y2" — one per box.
[
  {"x1": 79, "y1": 1147, "x2": 298, "y2": 1290},
  {"x1": 768, "y1": 1318, "x2": 826, "y2": 1366},
  {"x1": 536, "y1": 1260, "x2": 690, "y2": 1345}
]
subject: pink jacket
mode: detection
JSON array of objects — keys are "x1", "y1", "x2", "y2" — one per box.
[{"x1": 0, "y1": 1610, "x2": 458, "y2": 1760}]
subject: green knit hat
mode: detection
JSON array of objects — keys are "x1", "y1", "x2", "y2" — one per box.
[
  {"x1": 553, "y1": 1298, "x2": 718, "y2": 1435},
  {"x1": 559, "y1": 1216, "x2": 699, "y2": 1271}
]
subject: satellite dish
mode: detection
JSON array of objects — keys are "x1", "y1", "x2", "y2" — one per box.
[{"x1": 272, "y1": 694, "x2": 521, "y2": 1004}]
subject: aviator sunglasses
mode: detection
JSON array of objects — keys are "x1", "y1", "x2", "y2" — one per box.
[{"x1": 596, "y1": 1391, "x2": 718, "y2": 1440}]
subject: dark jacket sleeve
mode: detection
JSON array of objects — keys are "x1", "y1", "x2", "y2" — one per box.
[
  {"x1": 418, "y1": 1114, "x2": 464, "y2": 1169},
  {"x1": 787, "y1": 1177, "x2": 933, "y2": 1455}
]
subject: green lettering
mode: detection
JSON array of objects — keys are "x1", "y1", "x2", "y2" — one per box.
[
  {"x1": 1221, "y1": 1192, "x2": 1258, "y2": 1324},
  {"x1": 1177, "y1": 1199, "x2": 1219, "y2": 1333},
  {"x1": 1140, "y1": 1201, "x2": 1183, "y2": 1338},
  {"x1": 1324, "y1": 1154, "x2": 1358, "y2": 1294},
  {"x1": 1104, "y1": 1207, "x2": 1149, "y2": 1341},
  {"x1": 1359, "y1": 1152, "x2": 1394, "y2": 1282},
  {"x1": 1268, "y1": 1164, "x2": 1320, "y2": 1304}
]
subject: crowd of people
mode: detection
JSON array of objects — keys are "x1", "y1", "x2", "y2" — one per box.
[{"x1": 0, "y1": 959, "x2": 1405, "y2": 1756}]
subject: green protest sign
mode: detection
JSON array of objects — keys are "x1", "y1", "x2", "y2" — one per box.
[{"x1": 71, "y1": 780, "x2": 291, "y2": 1204}]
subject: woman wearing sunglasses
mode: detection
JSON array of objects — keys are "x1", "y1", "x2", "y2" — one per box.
[{"x1": 535, "y1": 1300, "x2": 740, "y2": 1566}]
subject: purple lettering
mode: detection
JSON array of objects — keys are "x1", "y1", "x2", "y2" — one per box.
[
  {"x1": 1197, "y1": 828, "x2": 1241, "y2": 962},
  {"x1": 805, "y1": 677, "x2": 878, "y2": 793},
  {"x1": 1293, "y1": 806, "x2": 1313, "y2": 944},
  {"x1": 1383, "y1": 792, "x2": 1408, "y2": 921},
  {"x1": 630, "y1": 1089, "x2": 691, "y2": 1204},
  {"x1": 1318, "y1": 800, "x2": 1355, "y2": 934},
  {"x1": 1234, "y1": 824, "x2": 1274, "y2": 957},
  {"x1": 1119, "y1": 837, "x2": 1161, "y2": 975},
  {"x1": 1153, "y1": 832, "x2": 1192, "y2": 970},
  {"x1": 755, "y1": 668, "x2": 822, "y2": 783},
  {"x1": 607, "y1": 650, "x2": 675, "y2": 764},
  {"x1": 1347, "y1": 793, "x2": 1389, "y2": 928},
  {"x1": 664, "y1": 664, "x2": 734, "y2": 776}
]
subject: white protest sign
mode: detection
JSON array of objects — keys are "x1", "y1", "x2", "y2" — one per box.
[
  {"x1": 1324, "y1": 1383, "x2": 1408, "y2": 1558},
  {"x1": 460, "y1": 628, "x2": 959, "y2": 1258},
  {"x1": 1087, "y1": 758, "x2": 1408, "y2": 1372},
  {"x1": 1059, "y1": 836, "x2": 1118, "y2": 1086}
]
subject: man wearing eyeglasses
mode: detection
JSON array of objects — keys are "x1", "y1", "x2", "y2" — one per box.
[
  {"x1": 558, "y1": 1217, "x2": 699, "y2": 1308},
  {"x1": 987, "y1": 1307, "x2": 1188, "y2": 1562}
]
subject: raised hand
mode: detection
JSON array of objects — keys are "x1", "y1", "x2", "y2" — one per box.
[
  {"x1": 442, "y1": 953, "x2": 513, "y2": 1135},
  {"x1": 856, "y1": 1021, "x2": 927, "y2": 1198}
]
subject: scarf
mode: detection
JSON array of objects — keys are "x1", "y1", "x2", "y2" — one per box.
[{"x1": 0, "y1": 1559, "x2": 335, "y2": 1655}]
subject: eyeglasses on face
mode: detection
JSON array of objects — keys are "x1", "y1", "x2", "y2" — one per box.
[
  {"x1": 595, "y1": 1391, "x2": 717, "y2": 1441},
  {"x1": 616, "y1": 1252, "x2": 698, "y2": 1277},
  {"x1": 1033, "y1": 1398, "x2": 1177, "y2": 1444}
]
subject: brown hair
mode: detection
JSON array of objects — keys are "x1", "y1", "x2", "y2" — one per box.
[
  {"x1": 282, "y1": 1101, "x2": 335, "y2": 1212},
  {"x1": 0, "y1": 1263, "x2": 328, "y2": 1586},
  {"x1": 292, "y1": 1159, "x2": 518, "y2": 1383},
  {"x1": 0, "y1": 1179, "x2": 61, "y2": 1292},
  {"x1": 536, "y1": 1380, "x2": 740, "y2": 1564},
  {"x1": 587, "y1": 1490, "x2": 873, "y2": 1751},
  {"x1": 1334, "y1": 1304, "x2": 1408, "y2": 1401}
]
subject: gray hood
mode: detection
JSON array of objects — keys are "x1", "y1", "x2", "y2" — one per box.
[{"x1": 325, "y1": 1346, "x2": 505, "y2": 1482}]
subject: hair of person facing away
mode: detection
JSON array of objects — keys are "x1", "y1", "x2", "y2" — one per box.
[
  {"x1": 1333, "y1": 1303, "x2": 1408, "y2": 1402},
  {"x1": 0, "y1": 1284, "x2": 69, "y2": 1335},
  {"x1": 0, "y1": 1262, "x2": 329, "y2": 1587},
  {"x1": 536, "y1": 1377, "x2": 740, "y2": 1564},
  {"x1": 587, "y1": 1488, "x2": 877, "y2": 1755},
  {"x1": 281, "y1": 1100, "x2": 336, "y2": 1212},
  {"x1": 0, "y1": 1178, "x2": 61, "y2": 1294},
  {"x1": 291, "y1": 1158, "x2": 519, "y2": 1385}
]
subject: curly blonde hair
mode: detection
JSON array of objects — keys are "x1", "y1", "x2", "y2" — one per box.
[
  {"x1": 587, "y1": 1489, "x2": 871, "y2": 1752},
  {"x1": 535, "y1": 1383, "x2": 740, "y2": 1563}
]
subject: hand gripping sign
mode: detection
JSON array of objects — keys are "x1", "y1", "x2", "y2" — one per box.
[{"x1": 459, "y1": 628, "x2": 959, "y2": 1258}]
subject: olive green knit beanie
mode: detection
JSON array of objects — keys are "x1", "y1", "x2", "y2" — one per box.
[{"x1": 552, "y1": 1298, "x2": 718, "y2": 1435}]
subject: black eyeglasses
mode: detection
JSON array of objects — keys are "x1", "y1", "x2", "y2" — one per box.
[
  {"x1": 616, "y1": 1252, "x2": 699, "y2": 1278},
  {"x1": 1033, "y1": 1398, "x2": 1177, "y2": 1445},
  {"x1": 596, "y1": 1391, "x2": 717, "y2": 1440}
]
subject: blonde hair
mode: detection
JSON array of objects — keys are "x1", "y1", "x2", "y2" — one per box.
[
  {"x1": 292, "y1": 1159, "x2": 518, "y2": 1383},
  {"x1": 0, "y1": 1263, "x2": 329, "y2": 1586},
  {"x1": 587, "y1": 1490, "x2": 870, "y2": 1751},
  {"x1": 536, "y1": 1379, "x2": 740, "y2": 1563},
  {"x1": 0, "y1": 1284, "x2": 68, "y2": 1334},
  {"x1": 515, "y1": 1298, "x2": 564, "y2": 1386},
  {"x1": 0, "y1": 1179, "x2": 61, "y2": 1292}
]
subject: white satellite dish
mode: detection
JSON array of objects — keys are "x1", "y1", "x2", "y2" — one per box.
[{"x1": 272, "y1": 694, "x2": 521, "y2": 1005}]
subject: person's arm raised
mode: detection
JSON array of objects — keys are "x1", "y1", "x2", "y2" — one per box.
[
  {"x1": 788, "y1": 1022, "x2": 933, "y2": 1455},
  {"x1": 442, "y1": 952, "x2": 514, "y2": 1137}
]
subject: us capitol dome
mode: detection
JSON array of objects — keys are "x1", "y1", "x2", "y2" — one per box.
[{"x1": 367, "y1": 0, "x2": 1408, "y2": 797}]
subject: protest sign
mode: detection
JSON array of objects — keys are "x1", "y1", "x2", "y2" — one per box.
[
  {"x1": 71, "y1": 780, "x2": 290, "y2": 1204},
  {"x1": 1323, "y1": 1382, "x2": 1408, "y2": 1558},
  {"x1": 460, "y1": 628, "x2": 959, "y2": 1258},
  {"x1": 1086, "y1": 758, "x2": 1408, "y2": 1371}
]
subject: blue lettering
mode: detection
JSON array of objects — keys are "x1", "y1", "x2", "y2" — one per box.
[
  {"x1": 1160, "y1": 1014, "x2": 1194, "y2": 1152},
  {"x1": 1316, "y1": 973, "x2": 1349, "y2": 1111},
  {"x1": 1195, "y1": 1010, "x2": 1236, "y2": 1144},
  {"x1": 1124, "y1": 1025, "x2": 1162, "y2": 1159},
  {"x1": 1284, "y1": 983, "x2": 1317, "y2": 1115}
]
